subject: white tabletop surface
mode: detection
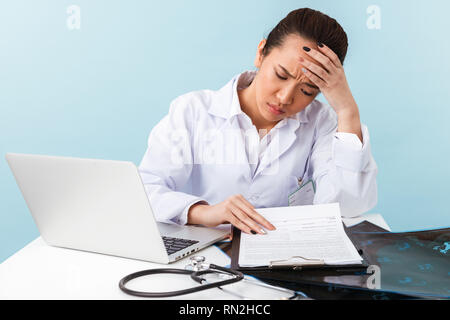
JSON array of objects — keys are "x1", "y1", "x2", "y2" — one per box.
[{"x1": 0, "y1": 213, "x2": 389, "y2": 300}]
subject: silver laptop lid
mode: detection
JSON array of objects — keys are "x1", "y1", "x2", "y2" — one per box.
[{"x1": 6, "y1": 153, "x2": 170, "y2": 264}]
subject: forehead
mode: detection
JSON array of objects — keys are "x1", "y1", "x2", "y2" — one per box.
[{"x1": 269, "y1": 34, "x2": 326, "y2": 72}]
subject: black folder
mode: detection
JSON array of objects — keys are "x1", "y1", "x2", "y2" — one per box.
[{"x1": 229, "y1": 222, "x2": 450, "y2": 299}]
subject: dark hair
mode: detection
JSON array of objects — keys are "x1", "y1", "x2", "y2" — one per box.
[{"x1": 262, "y1": 8, "x2": 348, "y2": 65}]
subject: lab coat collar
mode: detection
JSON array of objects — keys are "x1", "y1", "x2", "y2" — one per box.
[{"x1": 209, "y1": 70, "x2": 310, "y2": 124}]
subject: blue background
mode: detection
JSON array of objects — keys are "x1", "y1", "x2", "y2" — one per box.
[{"x1": 1, "y1": 0, "x2": 449, "y2": 263}]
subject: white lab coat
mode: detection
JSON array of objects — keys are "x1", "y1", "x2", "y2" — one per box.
[{"x1": 138, "y1": 70, "x2": 378, "y2": 225}]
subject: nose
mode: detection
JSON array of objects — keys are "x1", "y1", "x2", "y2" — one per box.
[{"x1": 276, "y1": 85, "x2": 295, "y2": 106}]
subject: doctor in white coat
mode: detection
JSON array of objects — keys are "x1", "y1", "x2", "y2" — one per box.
[{"x1": 139, "y1": 8, "x2": 377, "y2": 235}]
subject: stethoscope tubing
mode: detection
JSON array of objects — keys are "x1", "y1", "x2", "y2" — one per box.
[{"x1": 118, "y1": 264, "x2": 244, "y2": 298}]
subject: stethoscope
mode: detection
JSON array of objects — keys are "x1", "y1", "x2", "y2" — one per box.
[{"x1": 119, "y1": 256, "x2": 308, "y2": 299}]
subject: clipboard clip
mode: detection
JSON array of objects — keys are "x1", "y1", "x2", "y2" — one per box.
[{"x1": 269, "y1": 256, "x2": 325, "y2": 270}]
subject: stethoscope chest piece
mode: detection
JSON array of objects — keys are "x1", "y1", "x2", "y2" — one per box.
[{"x1": 185, "y1": 255, "x2": 210, "y2": 272}]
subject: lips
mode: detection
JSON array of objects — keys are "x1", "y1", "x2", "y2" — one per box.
[{"x1": 267, "y1": 103, "x2": 285, "y2": 115}]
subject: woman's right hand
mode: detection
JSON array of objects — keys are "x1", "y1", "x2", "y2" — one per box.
[{"x1": 187, "y1": 194, "x2": 276, "y2": 235}]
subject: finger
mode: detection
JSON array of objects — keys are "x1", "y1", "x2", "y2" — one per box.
[
  {"x1": 233, "y1": 201, "x2": 270, "y2": 234},
  {"x1": 317, "y1": 42, "x2": 342, "y2": 69},
  {"x1": 301, "y1": 67, "x2": 326, "y2": 88},
  {"x1": 303, "y1": 46, "x2": 337, "y2": 74},
  {"x1": 227, "y1": 212, "x2": 252, "y2": 235},
  {"x1": 236, "y1": 195, "x2": 276, "y2": 230},
  {"x1": 228, "y1": 202, "x2": 266, "y2": 235},
  {"x1": 299, "y1": 57, "x2": 330, "y2": 83},
  {"x1": 230, "y1": 205, "x2": 265, "y2": 235}
]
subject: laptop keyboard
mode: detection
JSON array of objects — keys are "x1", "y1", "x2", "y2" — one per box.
[{"x1": 162, "y1": 236, "x2": 199, "y2": 255}]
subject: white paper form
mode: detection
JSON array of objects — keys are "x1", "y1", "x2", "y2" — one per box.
[{"x1": 238, "y1": 203, "x2": 363, "y2": 267}]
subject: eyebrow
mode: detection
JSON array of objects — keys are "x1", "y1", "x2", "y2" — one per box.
[{"x1": 277, "y1": 64, "x2": 320, "y2": 90}]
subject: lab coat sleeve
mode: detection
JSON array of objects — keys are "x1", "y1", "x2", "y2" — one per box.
[
  {"x1": 307, "y1": 107, "x2": 378, "y2": 218},
  {"x1": 138, "y1": 96, "x2": 207, "y2": 225}
]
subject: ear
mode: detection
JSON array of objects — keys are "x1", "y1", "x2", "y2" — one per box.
[{"x1": 253, "y1": 39, "x2": 267, "y2": 69}]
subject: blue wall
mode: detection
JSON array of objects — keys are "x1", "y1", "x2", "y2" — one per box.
[{"x1": 1, "y1": 0, "x2": 449, "y2": 263}]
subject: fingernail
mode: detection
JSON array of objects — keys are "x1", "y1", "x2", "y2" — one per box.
[
  {"x1": 317, "y1": 41, "x2": 324, "y2": 48},
  {"x1": 301, "y1": 67, "x2": 307, "y2": 73},
  {"x1": 251, "y1": 230, "x2": 257, "y2": 235},
  {"x1": 303, "y1": 46, "x2": 311, "y2": 52},
  {"x1": 260, "y1": 228, "x2": 267, "y2": 234}
]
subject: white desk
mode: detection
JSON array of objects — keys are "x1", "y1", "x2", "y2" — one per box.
[
  {"x1": 0, "y1": 214, "x2": 390, "y2": 300},
  {"x1": 342, "y1": 213, "x2": 391, "y2": 231}
]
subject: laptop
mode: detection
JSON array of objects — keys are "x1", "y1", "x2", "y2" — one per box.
[{"x1": 5, "y1": 153, "x2": 229, "y2": 264}]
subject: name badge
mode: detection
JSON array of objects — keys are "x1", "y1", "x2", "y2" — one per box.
[{"x1": 288, "y1": 179, "x2": 316, "y2": 206}]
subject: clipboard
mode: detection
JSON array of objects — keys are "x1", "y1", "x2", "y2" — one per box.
[{"x1": 230, "y1": 226, "x2": 369, "y2": 272}]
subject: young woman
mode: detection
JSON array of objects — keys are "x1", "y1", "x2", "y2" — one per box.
[{"x1": 138, "y1": 8, "x2": 378, "y2": 235}]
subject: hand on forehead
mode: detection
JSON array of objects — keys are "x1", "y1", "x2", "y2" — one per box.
[
  {"x1": 298, "y1": 42, "x2": 327, "y2": 69},
  {"x1": 273, "y1": 33, "x2": 345, "y2": 93},
  {"x1": 277, "y1": 35, "x2": 327, "y2": 78}
]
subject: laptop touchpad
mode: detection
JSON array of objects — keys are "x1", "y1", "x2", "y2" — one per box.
[{"x1": 157, "y1": 222, "x2": 186, "y2": 236}]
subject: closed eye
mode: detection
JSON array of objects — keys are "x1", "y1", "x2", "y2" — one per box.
[
  {"x1": 275, "y1": 72, "x2": 288, "y2": 81},
  {"x1": 275, "y1": 72, "x2": 314, "y2": 96}
]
